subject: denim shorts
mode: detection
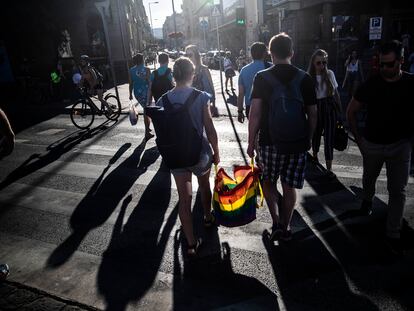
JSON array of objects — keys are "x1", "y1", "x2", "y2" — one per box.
[{"x1": 171, "y1": 143, "x2": 213, "y2": 177}]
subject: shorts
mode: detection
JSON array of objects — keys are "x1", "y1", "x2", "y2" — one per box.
[
  {"x1": 225, "y1": 69, "x2": 236, "y2": 78},
  {"x1": 258, "y1": 145, "x2": 307, "y2": 189},
  {"x1": 171, "y1": 143, "x2": 213, "y2": 177}
]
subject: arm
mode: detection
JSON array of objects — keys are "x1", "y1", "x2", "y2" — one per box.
[
  {"x1": 237, "y1": 84, "x2": 245, "y2": 123},
  {"x1": 346, "y1": 97, "x2": 364, "y2": 146},
  {"x1": 146, "y1": 68, "x2": 152, "y2": 106},
  {"x1": 247, "y1": 98, "x2": 262, "y2": 158},
  {"x1": 203, "y1": 101, "x2": 220, "y2": 164},
  {"x1": 334, "y1": 88, "x2": 343, "y2": 116},
  {"x1": 0, "y1": 108, "x2": 15, "y2": 158},
  {"x1": 205, "y1": 67, "x2": 215, "y2": 101}
]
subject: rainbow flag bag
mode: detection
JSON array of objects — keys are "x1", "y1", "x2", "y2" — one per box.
[{"x1": 213, "y1": 159, "x2": 263, "y2": 227}]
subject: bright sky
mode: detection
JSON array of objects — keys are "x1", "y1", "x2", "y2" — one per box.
[{"x1": 143, "y1": 0, "x2": 183, "y2": 29}]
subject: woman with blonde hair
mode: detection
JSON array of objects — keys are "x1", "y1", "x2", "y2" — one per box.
[
  {"x1": 185, "y1": 45, "x2": 216, "y2": 109},
  {"x1": 307, "y1": 49, "x2": 342, "y2": 177},
  {"x1": 155, "y1": 56, "x2": 220, "y2": 257}
]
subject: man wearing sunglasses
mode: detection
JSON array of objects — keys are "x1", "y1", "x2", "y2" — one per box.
[{"x1": 347, "y1": 40, "x2": 414, "y2": 256}]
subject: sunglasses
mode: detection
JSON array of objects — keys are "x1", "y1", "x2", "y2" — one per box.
[
  {"x1": 380, "y1": 60, "x2": 397, "y2": 68},
  {"x1": 316, "y1": 60, "x2": 327, "y2": 66}
]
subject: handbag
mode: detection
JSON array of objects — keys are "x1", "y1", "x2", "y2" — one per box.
[
  {"x1": 334, "y1": 120, "x2": 348, "y2": 151},
  {"x1": 129, "y1": 101, "x2": 139, "y2": 126},
  {"x1": 213, "y1": 159, "x2": 263, "y2": 227}
]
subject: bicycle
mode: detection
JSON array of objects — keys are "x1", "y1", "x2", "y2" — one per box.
[{"x1": 70, "y1": 87, "x2": 121, "y2": 129}]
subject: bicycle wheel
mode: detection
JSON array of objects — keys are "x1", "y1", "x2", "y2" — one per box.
[
  {"x1": 103, "y1": 94, "x2": 121, "y2": 120},
  {"x1": 70, "y1": 100, "x2": 95, "y2": 129}
]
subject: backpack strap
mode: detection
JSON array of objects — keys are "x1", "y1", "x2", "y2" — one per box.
[
  {"x1": 163, "y1": 68, "x2": 171, "y2": 77},
  {"x1": 289, "y1": 69, "x2": 306, "y2": 86},
  {"x1": 261, "y1": 70, "x2": 282, "y2": 89},
  {"x1": 161, "y1": 89, "x2": 201, "y2": 111},
  {"x1": 183, "y1": 89, "x2": 201, "y2": 108}
]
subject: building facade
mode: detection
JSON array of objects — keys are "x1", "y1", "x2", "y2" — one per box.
[
  {"x1": 163, "y1": 13, "x2": 186, "y2": 50},
  {"x1": 0, "y1": 0, "x2": 152, "y2": 87}
]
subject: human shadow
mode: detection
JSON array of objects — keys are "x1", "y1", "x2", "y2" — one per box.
[
  {"x1": 262, "y1": 225, "x2": 379, "y2": 311},
  {"x1": 225, "y1": 89, "x2": 238, "y2": 107},
  {"x1": 172, "y1": 234, "x2": 279, "y2": 310},
  {"x1": 47, "y1": 139, "x2": 158, "y2": 267},
  {"x1": 0, "y1": 121, "x2": 113, "y2": 193},
  {"x1": 97, "y1": 162, "x2": 175, "y2": 311},
  {"x1": 172, "y1": 193, "x2": 279, "y2": 310},
  {"x1": 290, "y1": 186, "x2": 414, "y2": 310}
]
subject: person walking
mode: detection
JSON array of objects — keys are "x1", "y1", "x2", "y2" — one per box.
[
  {"x1": 347, "y1": 40, "x2": 414, "y2": 255},
  {"x1": 237, "y1": 49, "x2": 248, "y2": 71},
  {"x1": 308, "y1": 49, "x2": 342, "y2": 177},
  {"x1": 148, "y1": 53, "x2": 174, "y2": 104},
  {"x1": 129, "y1": 53, "x2": 153, "y2": 140},
  {"x1": 185, "y1": 45, "x2": 216, "y2": 114},
  {"x1": 247, "y1": 33, "x2": 317, "y2": 241},
  {"x1": 155, "y1": 57, "x2": 220, "y2": 257},
  {"x1": 342, "y1": 50, "x2": 364, "y2": 99},
  {"x1": 237, "y1": 42, "x2": 271, "y2": 123},
  {"x1": 224, "y1": 51, "x2": 236, "y2": 92}
]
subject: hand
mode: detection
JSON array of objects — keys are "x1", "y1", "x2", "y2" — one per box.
[
  {"x1": 212, "y1": 152, "x2": 220, "y2": 165},
  {"x1": 129, "y1": 94, "x2": 133, "y2": 101},
  {"x1": 247, "y1": 144, "x2": 255, "y2": 158},
  {"x1": 237, "y1": 111, "x2": 245, "y2": 123}
]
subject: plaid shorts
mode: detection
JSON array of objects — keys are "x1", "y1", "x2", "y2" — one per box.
[{"x1": 258, "y1": 145, "x2": 307, "y2": 189}]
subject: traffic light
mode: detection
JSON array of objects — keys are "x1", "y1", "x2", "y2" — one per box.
[{"x1": 236, "y1": 7, "x2": 245, "y2": 26}]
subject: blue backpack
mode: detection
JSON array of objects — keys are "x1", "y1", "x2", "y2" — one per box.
[
  {"x1": 145, "y1": 89, "x2": 202, "y2": 169},
  {"x1": 261, "y1": 69, "x2": 308, "y2": 145}
]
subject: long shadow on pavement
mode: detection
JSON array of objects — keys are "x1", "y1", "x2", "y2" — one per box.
[
  {"x1": 172, "y1": 193, "x2": 279, "y2": 310},
  {"x1": 97, "y1": 162, "x2": 174, "y2": 311},
  {"x1": 0, "y1": 121, "x2": 114, "y2": 193},
  {"x1": 261, "y1": 158, "x2": 414, "y2": 310},
  {"x1": 47, "y1": 139, "x2": 158, "y2": 267}
]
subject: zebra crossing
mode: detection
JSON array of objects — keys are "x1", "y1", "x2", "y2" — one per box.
[{"x1": 0, "y1": 112, "x2": 413, "y2": 310}]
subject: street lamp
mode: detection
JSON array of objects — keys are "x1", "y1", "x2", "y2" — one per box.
[{"x1": 148, "y1": 1, "x2": 159, "y2": 43}]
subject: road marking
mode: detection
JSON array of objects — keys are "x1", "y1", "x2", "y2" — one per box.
[{"x1": 37, "y1": 129, "x2": 66, "y2": 135}]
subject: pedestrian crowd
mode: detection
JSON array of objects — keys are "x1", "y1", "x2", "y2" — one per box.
[{"x1": 1, "y1": 34, "x2": 413, "y2": 258}]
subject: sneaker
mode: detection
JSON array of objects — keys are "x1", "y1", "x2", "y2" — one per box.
[
  {"x1": 359, "y1": 200, "x2": 373, "y2": 216},
  {"x1": 279, "y1": 230, "x2": 293, "y2": 242},
  {"x1": 269, "y1": 224, "x2": 283, "y2": 241},
  {"x1": 385, "y1": 237, "x2": 405, "y2": 256}
]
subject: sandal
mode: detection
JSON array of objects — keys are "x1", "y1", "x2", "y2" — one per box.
[
  {"x1": 187, "y1": 238, "x2": 203, "y2": 258},
  {"x1": 204, "y1": 214, "x2": 216, "y2": 228}
]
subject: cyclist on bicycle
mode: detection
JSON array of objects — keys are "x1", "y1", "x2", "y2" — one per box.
[{"x1": 79, "y1": 55, "x2": 113, "y2": 114}]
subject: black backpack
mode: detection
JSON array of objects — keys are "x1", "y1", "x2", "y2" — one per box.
[
  {"x1": 145, "y1": 89, "x2": 202, "y2": 169},
  {"x1": 151, "y1": 68, "x2": 174, "y2": 102},
  {"x1": 261, "y1": 69, "x2": 308, "y2": 146}
]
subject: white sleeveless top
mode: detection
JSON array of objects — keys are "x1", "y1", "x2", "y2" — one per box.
[{"x1": 347, "y1": 60, "x2": 359, "y2": 72}]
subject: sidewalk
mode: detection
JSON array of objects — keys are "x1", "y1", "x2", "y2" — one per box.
[{"x1": 0, "y1": 281, "x2": 98, "y2": 311}]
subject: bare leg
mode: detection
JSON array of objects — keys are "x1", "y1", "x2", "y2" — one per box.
[
  {"x1": 143, "y1": 112, "x2": 153, "y2": 138},
  {"x1": 326, "y1": 160, "x2": 332, "y2": 171},
  {"x1": 197, "y1": 170, "x2": 213, "y2": 220},
  {"x1": 280, "y1": 182, "x2": 297, "y2": 231},
  {"x1": 262, "y1": 180, "x2": 281, "y2": 226},
  {"x1": 173, "y1": 172, "x2": 196, "y2": 246}
]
